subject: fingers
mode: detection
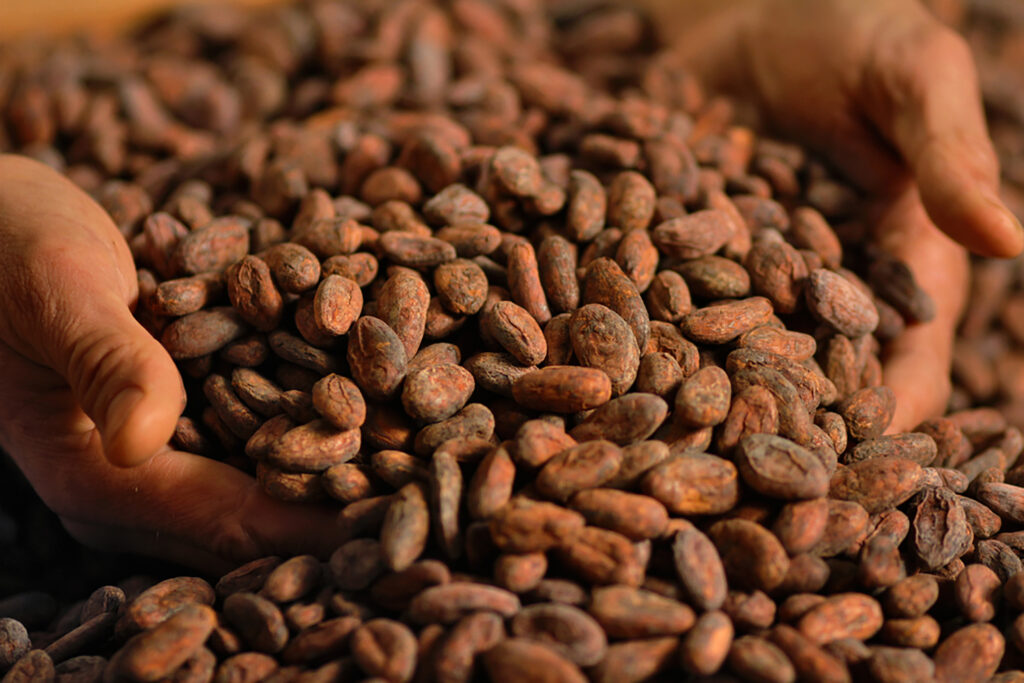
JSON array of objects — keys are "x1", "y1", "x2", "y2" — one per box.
[
  {"x1": 884, "y1": 323, "x2": 955, "y2": 434},
  {"x1": 873, "y1": 188, "x2": 969, "y2": 432},
  {"x1": 55, "y1": 447, "x2": 347, "y2": 574},
  {"x1": 57, "y1": 291, "x2": 185, "y2": 467},
  {"x1": 0, "y1": 155, "x2": 184, "y2": 467},
  {"x1": 0, "y1": 344, "x2": 345, "y2": 574},
  {"x1": 860, "y1": 11, "x2": 1023, "y2": 257}
]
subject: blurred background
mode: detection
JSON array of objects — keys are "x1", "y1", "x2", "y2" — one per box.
[{"x1": 0, "y1": 0, "x2": 280, "y2": 39}]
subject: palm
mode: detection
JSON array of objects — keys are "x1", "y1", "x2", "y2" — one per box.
[
  {"x1": 0, "y1": 155, "x2": 348, "y2": 572},
  {"x1": 673, "y1": 0, "x2": 1006, "y2": 430},
  {"x1": 0, "y1": 338, "x2": 344, "y2": 574}
]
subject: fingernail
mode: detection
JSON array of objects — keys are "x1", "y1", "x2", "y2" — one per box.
[
  {"x1": 1002, "y1": 206, "x2": 1024, "y2": 255},
  {"x1": 984, "y1": 194, "x2": 1020, "y2": 226},
  {"x1": 107, "y1": 386, "x2": 144, "y2": 434},
  {"x1": 983, "y1": 195, "x2": 1024, "y2": 254},
  {"x1": 1009, "y1": 208, "x2": 1024, "y2": 236}
]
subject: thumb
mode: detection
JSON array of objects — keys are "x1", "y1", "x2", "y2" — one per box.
[
  {"x1": 861, "y1": 14, "x2": 1023, "y2": 257},
  {"x1": 55, "y1": 287, "x2": 186, "y2": 468},
  {"x1": 0, "y1": 155, "x2": 185, "y2": 468}
]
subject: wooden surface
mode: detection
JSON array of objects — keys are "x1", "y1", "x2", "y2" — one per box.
[{"x1": 0, "y1": 0, "x2": 282, "y2": 39}]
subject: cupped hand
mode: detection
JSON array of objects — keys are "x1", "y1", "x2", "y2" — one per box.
[
  {"x1": 0, "y1": 155, "x2": 344, "y2": 574},
  {"x1": 665, "y1": 0, "x2": 1020, "y2": 430}
]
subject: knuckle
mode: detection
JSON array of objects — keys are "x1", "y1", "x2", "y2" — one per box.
[
  {"x1": 65, "y1": 329, "x2": 138, "y2": 409},
  {"x1": 208, "y1": 525, "x2": 261, "y2": 565},
  {"x1": 908, "y1": 25, "x2": 974, "y2": 87},
  {"x1": 207, "y1": 486, "x2": 266, "y2": 564},
  {"x1": 3, "y1": 244, "x2": 98, "y2": 364},
  {"x1": 925, "y1": 27, "x2": 971, "y2": 66},
  {"x1": 873, "y1": 22, "x2": 971, "y2": 99}
]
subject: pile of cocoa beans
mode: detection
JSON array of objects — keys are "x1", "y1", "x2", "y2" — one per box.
[{"x1": 5, "y1": 1, "x2": 1024, "y2": 681}]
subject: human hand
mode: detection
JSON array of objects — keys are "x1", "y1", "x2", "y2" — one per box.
[
  {"x1": 658, "y1": 0, "x2": 1020, "y2": 430},
  {"x1": 0, "y1": 155, "x2": 343, "y2": 573}
]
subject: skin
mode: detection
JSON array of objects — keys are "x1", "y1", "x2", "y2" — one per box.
[
  {"x1": 0, "y1": 154, "x2": 347, "y2": 574},
  {"x1": 641, "y1": 0, "x2": 1022, "y2": 431},
  {"x1": 0, "y1": 0, "x2": 1018, "y2": 569}
]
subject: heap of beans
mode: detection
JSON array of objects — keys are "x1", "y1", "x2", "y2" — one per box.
[{"x1": 5, "y1": 1, "x2": 1024, "y2": 681}]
